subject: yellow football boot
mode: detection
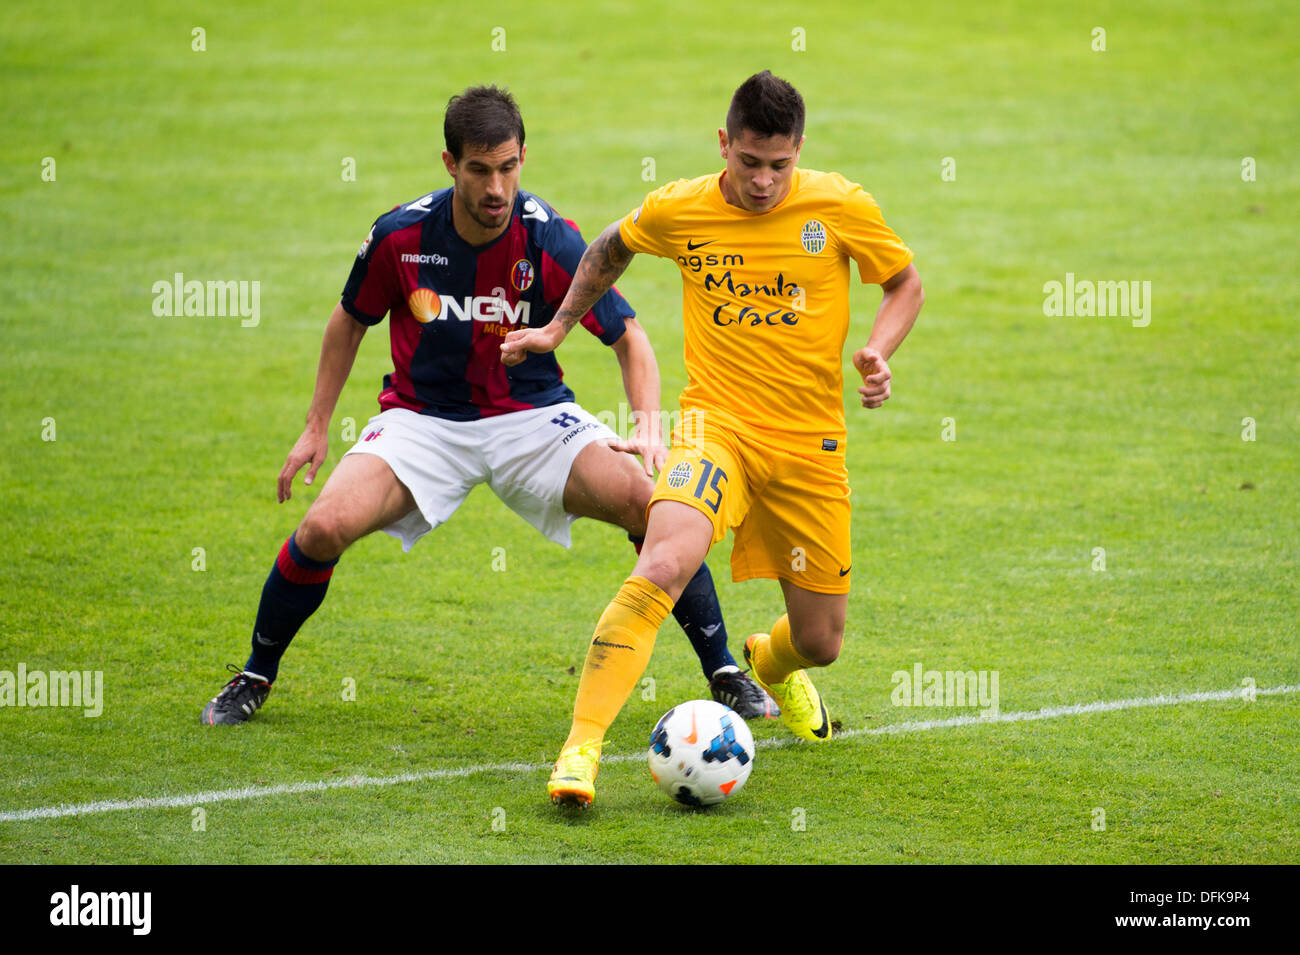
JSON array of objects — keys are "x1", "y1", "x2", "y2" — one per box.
[
  {"x1": 744, "y1": 633, "x2": 832, "y2": 742},
  {"x1": 547, "y1": 738, "x2": 603, "y2": 808}
]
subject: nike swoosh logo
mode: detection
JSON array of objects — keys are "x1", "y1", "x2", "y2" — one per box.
[
  {"x1": 700, "y1": 623, "x2": 722, "y2": 638},
  {"x1": 838, "y1": 566, "x2": 851, "y2": 577},
  {"x1": 683, "y1": 708, "x2": 698, "y2": 744},
  {"x1": 592, "y1": 636, "x2": 634, "y2": 650},
  {"x1": 812, "y1": 701, "x2": 830, "y2": 738},
  {"x1": 686, "y1": 239, "x2": 716, "y2": 250}
]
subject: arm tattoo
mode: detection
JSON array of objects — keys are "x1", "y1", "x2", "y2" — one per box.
[{"x1": 556, "y1": 222, "x2": 635, "y2": 333}]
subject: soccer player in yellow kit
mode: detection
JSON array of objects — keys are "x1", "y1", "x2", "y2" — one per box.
[{"x1": 502, "y1": 71, "x2": 924, "y2": 807}]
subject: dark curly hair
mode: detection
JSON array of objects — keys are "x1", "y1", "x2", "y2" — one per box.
[
  {"x1": 725, "y1": 70, "x2": 805, "y2": 143},
  {"x1": 444, "y1": 85, "x2": 525, "y2": 160}
]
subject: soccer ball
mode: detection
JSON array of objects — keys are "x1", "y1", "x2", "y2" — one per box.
[{"x1": 647, "y1": 699, "x2": 755, "y2": 806}]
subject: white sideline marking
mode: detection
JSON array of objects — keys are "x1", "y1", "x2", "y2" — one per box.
[{"x1": 2, "y1": 684, "x2": 1294, "y2": 823}]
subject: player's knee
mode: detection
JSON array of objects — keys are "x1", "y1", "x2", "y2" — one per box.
[
  {"x1": 635, "y1": 549, "x2": 694, "y2": 597},
  {"x1": 793, "y1": 626, "x2": 843, "y2": 667},
  {"x1": 804, "y1": 641, "x2": 841, "y2": 667},
  {"x1": 295, "y1": 511, "x2": 351, "y2": 562}
]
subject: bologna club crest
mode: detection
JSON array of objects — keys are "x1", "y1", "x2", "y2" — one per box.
[{"x1": 511, "y1": 259, "x2": 535, "y2": 292}]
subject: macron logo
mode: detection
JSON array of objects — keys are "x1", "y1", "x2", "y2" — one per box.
[{"x1": 50, "y1": 885, "x2": 151, "y2": 935}]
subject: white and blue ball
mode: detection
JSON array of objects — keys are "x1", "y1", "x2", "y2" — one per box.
[{"x1": 647, "y1": 699, "x2": 755, "y2": 806}]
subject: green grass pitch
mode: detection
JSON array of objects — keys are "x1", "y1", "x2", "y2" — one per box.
[{"x1": 1, "y1": 0, "x2": 1296, "y2": 864}]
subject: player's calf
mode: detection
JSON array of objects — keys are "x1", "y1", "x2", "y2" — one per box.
[
  {"x1": 199, "y1": 532, "x2": 337, "y2": 725},
  {"x1": 780, "y1": 582, "x2": 847, "y2": 667}
]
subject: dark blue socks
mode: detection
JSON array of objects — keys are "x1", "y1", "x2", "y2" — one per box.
[{"x1": 244, "y1": 534, "x2": 338, "y2": 683}]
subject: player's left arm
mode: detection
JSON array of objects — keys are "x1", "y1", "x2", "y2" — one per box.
[
  {"x1": 853, "y1": 263, "x2": 924, "y2": 409},
  {"x1": 606, "y1": 317, "x2": 666, "y2": 476},
  {"x1": 501, "y1": 221, "x2": 635, "y2": 365}
]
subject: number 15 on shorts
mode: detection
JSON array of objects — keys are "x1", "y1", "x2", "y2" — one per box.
[{"x1": 694, "y1": 459, "x2": 728, "y2": 513}]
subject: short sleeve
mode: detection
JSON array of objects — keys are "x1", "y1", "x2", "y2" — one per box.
[
  {"x1": 837, "y1": 186, "x2": 913, "y2": 285},
  {"x1": 618, "y1": 183, "x2": 680, "y2": 260},
  {"x1": 340, "y1": 221, "x2": 399, "y2": 325}
]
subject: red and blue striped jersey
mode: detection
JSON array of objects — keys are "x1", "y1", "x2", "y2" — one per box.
[{"x1": 341, "y1": 188, "x2": 632, "y2": 421}]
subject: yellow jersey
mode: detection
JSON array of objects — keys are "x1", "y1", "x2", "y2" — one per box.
[{"x1": 620, "y1": 167, "x2": 912, "y2": 454}]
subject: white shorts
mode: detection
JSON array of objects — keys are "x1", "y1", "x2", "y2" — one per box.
[{"x1": 343, "y1": 404, "x2": 617, "y2": 551}]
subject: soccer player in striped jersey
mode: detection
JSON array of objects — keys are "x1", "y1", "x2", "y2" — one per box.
[
  {"x1": 200, "y1": 86, "x2": 773, "y2": 726},
  {"x1": 504, "y1": 71, "x2": 925, "y2": 807}
]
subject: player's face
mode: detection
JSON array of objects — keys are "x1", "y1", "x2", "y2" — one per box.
[
  {"x1": 718, "y1": 128, "x2": 804, "y2": 213},
  {"x1": 443, "y1": 139, "x2": 525, "y2": 242}
]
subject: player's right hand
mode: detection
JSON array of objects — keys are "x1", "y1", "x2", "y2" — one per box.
[
  {"x1": 852, "y1": 346, "x2": 893, "y2": 409},
  {"x1": 501, "y1": 321, "x2": 564, "y2": 366},
  {"x1": 278, "y1": 428, "x2": 328, "y2": 503},
  {"x1": 609, "y1": 431, "x2": 668, "y2": 478}
]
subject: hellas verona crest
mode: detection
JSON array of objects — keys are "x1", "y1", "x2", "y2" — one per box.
[
  {"x1": 801, "y1": 219, "x2": 827, "y2": 255},
  {"x1": 666, "y1": 462, "x2": 693, "y2": 489}
]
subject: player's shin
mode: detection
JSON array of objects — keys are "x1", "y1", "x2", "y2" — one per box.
[
  {"x1": 563, "y1": 576, "x2": 674, "y2": 749},
  {"x1": 671, "y1": 561, "x2": 737, "y2": 678},
  {"x1": 244, "y1": 533, "x2": 338, "y2": 682},
  {"x1": 632, "y1": 534, "x2": 734, "y2": 679}
]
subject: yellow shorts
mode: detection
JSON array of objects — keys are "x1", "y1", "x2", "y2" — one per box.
[{"x1": 650, "y1": 412, "x2": 852, "y2": 594}]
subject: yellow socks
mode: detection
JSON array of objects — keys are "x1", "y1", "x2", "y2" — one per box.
[
  {"x1": 564, "y1": 576, "x2": 674, "y2": 749},
  {"x1": 752, "y1": 613, "x2": 816, "y2": 686}
]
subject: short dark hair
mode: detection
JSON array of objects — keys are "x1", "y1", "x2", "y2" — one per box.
[
  {"x1": 725, "y1": 70, "x2": 805, "y2": 143},
  {"x1": 444, "y1": 85, "x2": 525, "y2": 160}
]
